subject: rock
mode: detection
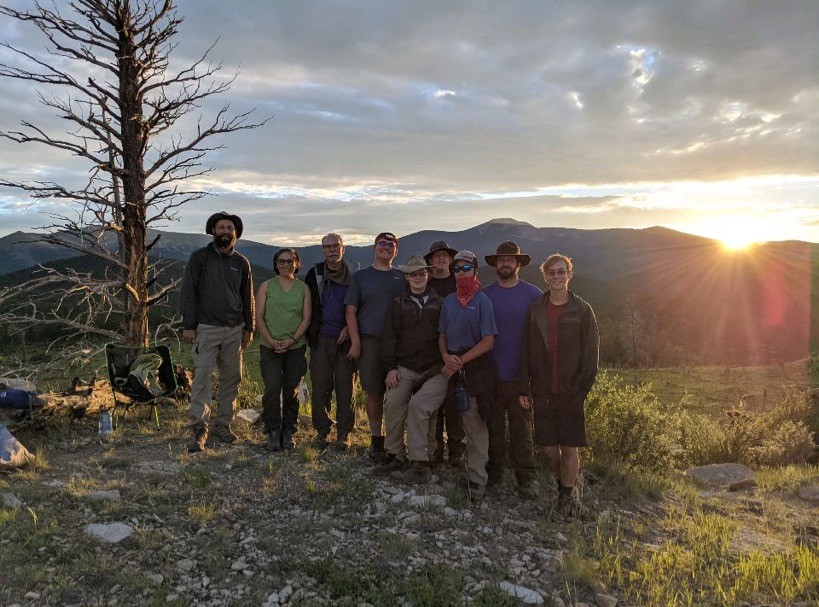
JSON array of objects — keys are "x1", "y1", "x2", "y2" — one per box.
[
  {"x1": 42, "y1": 479, "x2": 65, "y2": 488},
  {"x1": 408, "y1": 495, "x2": 446, "y2": 508},
  {"x1": 133, "y1": 461, "x2": 182, "y2": 476},
  {"x1": 596, "y1": 593, "x2": 618, "y2": 607},
  {"x1": 685, "y1": 463, "x2": 755, "y2": 490},
  {"x1": 176, "y1": 558, "x2": 195, "y2": 572},
  {"x1": 85, "y1": 522, "x2": 133, "y2": 543},
  {"x1": 797, "y1": 485, "x2": 819, "y2": 504},
  {"x1": 499, "y1": 581, "x2": 544, "y2": 605},
  {"x1": 728, "y1": 479, "x2": 757, "y2": 492},
  {"x1": 1, "y1": 492, "x2": 23, "y2": 508},
  {"x1": 235, "y1": 409, "x2": 260, "y2": 424},
  {"x1": 146, "y1": 573, "x2": 164, "y2": 585},
  {"x1": 264, "y1": 591, "x2": 280, "y2": 606},
  {"x1": 231, "y1": 558, "x2": 247, "y2": 571},
  {"x1": 86, "y1": 489, "x2": 122, "y2": 501},
  {"x1": 24, "y1": 592, "x2": 40, "y2": 600},
  {"x1": 556, "y1": 532, "x2": 568, "y2": 544}
]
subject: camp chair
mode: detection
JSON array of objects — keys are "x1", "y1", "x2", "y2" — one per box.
[{"x1": 105, "y1": 343, "x2": 177, "y2": 428}]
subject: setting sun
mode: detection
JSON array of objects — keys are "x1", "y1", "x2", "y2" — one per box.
[{"x1": 680, "y1": 214, "x2": 771, "y2": 251}]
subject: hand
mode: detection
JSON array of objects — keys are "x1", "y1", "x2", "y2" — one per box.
[
  {"x1": 518, "y1": 395, "x2": 532, "y2": 410},
  {"x1": 446, "y1": 354, "x2": 463, "y2": 370},
  {"x1": 385, "y1": 369, "x2": 400, "y2": 389},
  {"x1": 337, "y1": 326, "x2": 350, "y2": 345},
  {"x1": 274, "y1": 337, "x2": 294, "y2": 353},
  {"x1": 442, "y1": 363, "x2": 458, "y2": 379},
  {"x1": 182, "y1": 329, "x2": 196, "y2": 344},
  {"x1": 241, "y1": 331, "x2": 253, "y2": 350},
  {"x1": 347, "y1": 342, "x2": 361, "y2": 360}
]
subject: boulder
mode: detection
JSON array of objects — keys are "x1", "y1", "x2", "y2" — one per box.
[
  {"x1": 85, "y1": 522, "x2": 133, "y2": 543},
  {"x1": 797, "y1": 485, "x2": 819, "y2": 504},
  {"x1": 685, "y1": 463, "x2": 755, "y2": 490}
]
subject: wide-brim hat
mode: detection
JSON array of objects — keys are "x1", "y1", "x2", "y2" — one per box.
[
  {"x1": 206, "y1": 211, "x2": 243, "y2": 239},
  {"x1": 423, "y1": 240, "x2": 458, "y2": 263},
  {"x1": 396, "y1": 255, "x2": 433, "y2": 274},
  {"x1": 485, "y1": 240, "x2": 531, "y2": 267}
]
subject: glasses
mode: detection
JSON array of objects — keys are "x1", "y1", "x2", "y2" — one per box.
[
  {"x1": 376, "y1": 241, "x2": 396, "y2": 249},
  {"x1": 546, "y1": 268, "x2": 567, "y2": 276},
  {"x1": 322, "y1": 243, "x2": 341, "y2": 250},
  {"x1": 452, "y1": 264, "x2": 474, "y2": 273},
  {"x1": 407, "y1": 269, "x2": 428, "y2": 278},
  {"x1": 277, "y1": 259, "x2": 295, "y2": 265}
]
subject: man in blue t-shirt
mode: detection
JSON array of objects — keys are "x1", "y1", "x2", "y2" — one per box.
[
  {"x1": 345, "y1": 231, "x2": 405, "y2": 460},
  {"x1": 482, "y1": 241, "x2": 542, "y2": 498},
  {"x1": 438, "y1": 250, "x2": 497, "y2": 503},
  {"x1": 305, "y1": 233, "x2": 357, "y2": 450}
]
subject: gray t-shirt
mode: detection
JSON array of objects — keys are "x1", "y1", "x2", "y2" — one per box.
[{"x1": 344, "y1": 266, "x2": 405, "y2": 338}]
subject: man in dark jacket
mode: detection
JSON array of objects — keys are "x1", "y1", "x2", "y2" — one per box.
[
  {"x1": 304, "y1": 233, "x2": 357, "y2": 449},
  {"x1": 519, "y1": 253, "x2": 599, "y2": 520},
  {"x1": 181, "y1": 211, "x2": 254, "y2": 452}
]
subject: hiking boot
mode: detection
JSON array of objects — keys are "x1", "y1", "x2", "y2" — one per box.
[
  {"x1": 468, "y1": 481, "x2": 486, "y2": 504},
  {"x1": 187, "y1": 425, "x2": 208, "y2": 452},
  {"x1": 369, "y1": 435, "x2": 388, "y2": 462},
  {"x1": 431, "y1": 446, "x2": 445, "y2": 466},
  {"x1": 447, "y1": 447, "x2": 465, "y2": 468},
  {"x1": 517, "y1": 483, "x2": 537, "y2": 500},
  {"x1": 211, "y1": 424, "x2": 237, "y2": 444},
  {"x1": 312, "y1": 433, "x2": 329, "y2": 449},
  {"x1": 391, "y1": 461, "x2": 432, "y2": 484},
  {"x1": 375, "y1": 454, "x2": 406, "y2": 474},
  {"x1": 266, "y1": 430, "x2": 282, "y2": 452},
  {"x1": 335, "y1": 434, "x2": 351, "y2": 450},
  {"x1": 552, "y1": 489, "x2": 581, "y2": 522},
  {"x1": 281, "y1": 431, "x2": 296, "y2": 450}
]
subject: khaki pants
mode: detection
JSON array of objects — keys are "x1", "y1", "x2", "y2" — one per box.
[
  {"x1": 384, "y1": 366, "x2": 448, "y2": 461},
  {"x1": 460, "y1": 396, "x2": 489, "y2": 487},
  {"x1": 189, "y1": 324, "x2": 244, "y2": 427}
]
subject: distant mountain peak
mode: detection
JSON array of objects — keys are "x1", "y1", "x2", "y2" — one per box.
[{"x1": 481, "y1": 217, "x2": 534, "y2": 227}]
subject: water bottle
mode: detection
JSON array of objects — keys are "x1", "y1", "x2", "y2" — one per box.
[
  {"x1": 98, "y1": 410, "x2": 113, "y2": 436},
  {"x1": 454, "y1": 371, "x2": 469, "y2": 412}
]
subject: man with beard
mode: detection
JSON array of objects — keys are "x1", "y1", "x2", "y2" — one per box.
[
  {"x1": 182, "y1": 212, "x2": 254, "y2": 452},
  {"x1": 482, "y1": 241, "x2": 542, "y2": 498},
  {"x1": 305, "y1": 233, "x2": 357, "y2": 449},
  {"x1": 423, "y1": 241, "x2": 466, "y2": 467}
]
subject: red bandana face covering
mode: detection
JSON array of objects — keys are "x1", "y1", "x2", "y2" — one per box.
[{"x1": 456, "y1": 275, "x2": 482, "y2": 307}]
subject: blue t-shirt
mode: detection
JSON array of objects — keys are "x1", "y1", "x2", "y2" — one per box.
[
  {"x1": 319, "y1": 281, "x2": 349, "y2": 339},
  {"x1": 343, "y1": 266, "x2": 405, "y2": 338},
  {"x1": 438, "y1": 291, "x2": 497, "y2": 353},
  {"x1": 482, "y1": 280, "x2": 543, "y2": 381}
]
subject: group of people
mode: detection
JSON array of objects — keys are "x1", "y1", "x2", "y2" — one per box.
[{"x1": 181, "y1": 211, "x2": 599, "y2": 518}]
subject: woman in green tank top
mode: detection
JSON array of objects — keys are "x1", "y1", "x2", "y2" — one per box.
[{"x1": 256, "y1": 248, "x2": 312, "y2": 451}]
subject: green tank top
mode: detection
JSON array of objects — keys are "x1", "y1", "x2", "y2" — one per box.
[{"x1": 262, "y1": 278, "x2": 307, "y2": 349}]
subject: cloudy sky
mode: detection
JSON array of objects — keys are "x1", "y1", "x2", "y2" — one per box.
[{"x1": 0, "y1": 0, "x2": 817, "y2": 246}]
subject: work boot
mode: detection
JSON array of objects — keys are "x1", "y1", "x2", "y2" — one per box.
[
  {"x1": 552, "y1": 486, "x2": 581, "y2": 522},
  {"x1": 266, "y1": 430, "x2": 282, "y2": 452},
  {"x1": 312, "y1": 433, "x2": 329, "y2": 449},
  {"x1": 375, "y1": 453, "x2": 406, "y2": 474},
  {"x1": 391, "y1": 461, "x2": 432, "y2": 484},
  {"x1": 468, "y1": 481, "x2": 486, "y2": 504},
  {"x1": 281, "y1": 430, "x2": 296, "y2": 450},
  {"x1": 369, "y1": 435, "x2": 388, "y2": 462},
  {"x1": 211, "y1": 424, "x2": 237, "y2": 444},
  {"x1": 335, "y1": 433, "x2": 351, "y2": 450},
  {"x1": 447, "y1": 444, "x2": 465, "y2": 468},
  {"x1": 187, "y1": 424, "x2": 208, "y2": 452}
]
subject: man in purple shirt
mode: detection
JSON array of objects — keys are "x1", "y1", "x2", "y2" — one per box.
[{"x1": 482, "y1": 241, "x2": 542, "y2": 498}]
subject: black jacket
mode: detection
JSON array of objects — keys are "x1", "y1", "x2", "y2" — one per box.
[
  {"x1": 181, "y1": 244, "x2": 254, "y2": 332},
  {"x1": 518, "y1": 290, "x2": 599, "y2": 398},
  {"x1": 304, "y1": 261, "x2": 352, "y2": 348},
  {"x1": 382, "y1": 289, "x2": 443, "y2": 373}
]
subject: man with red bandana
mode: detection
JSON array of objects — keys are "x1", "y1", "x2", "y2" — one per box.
[{"x1": 437, "y1": 250, "x2": 497, "y2": 503}]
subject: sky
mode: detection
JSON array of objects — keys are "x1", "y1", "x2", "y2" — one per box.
[{"x1": 0, "y1": 0, "x2": 817, "y2": 247}]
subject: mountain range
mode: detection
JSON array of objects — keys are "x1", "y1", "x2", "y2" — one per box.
[{"x1": 1, "y1": 218, "x2": 816, "y2": 366}]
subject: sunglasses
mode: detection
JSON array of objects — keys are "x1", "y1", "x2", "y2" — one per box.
[
  {"x1": 376, "y1": 241, "x2": 396, "y2": 249},
  {"x1": 546, "y1": 268, "x2": 567, "y2": 276},
  {"x1": 452, "y1": 264, "x2": 474, "y2": 273}
]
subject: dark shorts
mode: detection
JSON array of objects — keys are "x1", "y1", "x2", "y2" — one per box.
[
  {"x1": 358, "y1": 336, "x2": 386, "y2": 396},
  {"x1": 533, "y1": 392, "x2": 588, "y2": 447}
]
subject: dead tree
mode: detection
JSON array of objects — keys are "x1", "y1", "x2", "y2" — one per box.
[{"x1": 0, "y1": 0, "x2": 267, "y2": 347}]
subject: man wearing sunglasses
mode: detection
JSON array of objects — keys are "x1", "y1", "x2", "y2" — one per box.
[
  {"x1": 345, "y1": 231, "x2": 405, "y2": 460},
  {"x1": 483, "y1": 241, "x2": 542, "y2": 499},
  {"x1": 437, "y1": 250, "x2": 497, "y2": 503},
  {"x1": 519, "y1": 254, "x2": 599, "y2": 521}
]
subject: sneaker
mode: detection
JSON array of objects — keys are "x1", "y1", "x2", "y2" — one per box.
[
  {"x1": 281, "y1": 431, "x2": 296, "y2": 450},
  {"x1": 468, "y1": 481, "x2": 486, "y2": 504},
  {"x1": 211, "y1": 424, "x2": 237, "y2": 444},
  {"x1": 391, "y1": 461, "x2": 432, "y2": 484},
  {"x1": 187, "y1": 425, "x2": 208, "y2": 452},
  {"x1": 266, "y1": 430, "x2": 282, "y2": 452},
  {"x1": 335, "y1": 434, "x2": 351, "y2": 450}
]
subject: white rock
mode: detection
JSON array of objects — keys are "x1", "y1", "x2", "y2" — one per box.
[
  {"x1": 231, "y1": 558, "x2": 247, "y2": 571},
  {"x1": 408, "y1": 495, "x2": 446, "y2": 508},
  {"x1": 176, "y1": 558, "x2": 195, "y2": 572},
  {"x1": 556, "y1": 532, "x2": 568, "y2": 543},
  {"x1": 1, "y1": 492, "x2": 23, "y2": 508},
  {"x1": 42, "y1": 479, "x2": 65, "y2": 488},
  {"x1": 236, "y1": 409, "x2": 260, "y2": 424},
  {"x1": 85, "y1": 522, "x2": 133, "y2": 543},
  {"x1": 146, "y1": 573, "x2": 164, "y2": 585},
  {"x1": 24, "y1": 592, "x2": 40, "y2": 600},
  {"x1": 86, "y1": 489, "x2": 122, "y2": 501},
  {"x1": 165, "y1": 593, "x2": 178, "y2": 602},
  {"x1": 499, "y1": 581, "x2": 544, "y2": 605}
]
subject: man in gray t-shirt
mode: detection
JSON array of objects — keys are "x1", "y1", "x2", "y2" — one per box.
[{"x1": 345, "y1": 231, "x2": 405, "y2": 460}]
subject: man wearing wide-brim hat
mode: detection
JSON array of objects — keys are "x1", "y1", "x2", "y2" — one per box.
[
  {"x1": 181, "y1": 211, "x2": 255, "y2": 452},
  {"x1": 380, "y1": 255, "x2": 448, "y2": 483},
  {"x1": 482, "y1": 241, "x2": 542, "y2": 499}
]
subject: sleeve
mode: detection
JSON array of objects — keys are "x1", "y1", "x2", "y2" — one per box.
[
  {"x1": 304, "y1": 267, "x2": 320, "y2": 347},
  {"x1": 518, "y1": 304, "x2": 534, "y2": 396},
  {"x1": 343, "y1": 271, "x2": 361, "y2": 307},
  {"x1": 479, "y1": 295, "x2": 498, "y2": 337},
  {"x1": 381, "y1": 298, "x2": 401, "y2": 371},
  {"x1": 181, "y1": 251, "x2": 201, "y2": 330},
  {"x1": 241, "y1": 257, "x2": 255, "y2": 332},
  {"x1": 578, "y1": 303, "x2": 600, "y2": 393},
  {"x1": 437, "y1": 297, "x2": 449, "y2": 334}
]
